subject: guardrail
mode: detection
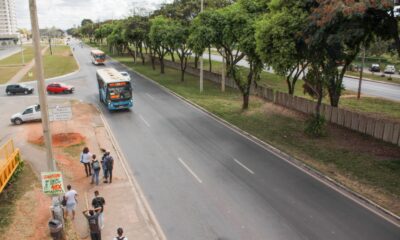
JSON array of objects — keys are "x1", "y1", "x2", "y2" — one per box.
[{"x1": 0, "y1": 139, "x2": 21, "y2": 193}]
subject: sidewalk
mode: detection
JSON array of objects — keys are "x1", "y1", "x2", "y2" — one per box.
[
  {"x1": 7, "y1": 45, "x2": 49, "y2": 84},
  {"x1": 10, "y1": 100, "x2": 164, "y2": 240}
]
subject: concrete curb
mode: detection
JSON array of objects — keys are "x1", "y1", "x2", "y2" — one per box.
[
  {"x1": 97, "y1": 109, "x2": 167, "y2": 240},
  {"x1": 345, "y1": 74, "x2": 400, "y2": 87},
  {"x1": 124, "y1": 64, "x2": 400, "y2": 227}
]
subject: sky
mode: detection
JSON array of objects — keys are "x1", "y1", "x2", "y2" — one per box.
[{"x1": 16, "y1": 0, "x2": 169, "y2": 30}]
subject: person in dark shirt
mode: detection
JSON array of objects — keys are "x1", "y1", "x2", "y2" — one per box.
[
  {"x1": 82, "y1": 207, "x2": 102, "y2": 240},
  {"x1": 91, "y1": 190, "x2": 106, "y2": 229}
]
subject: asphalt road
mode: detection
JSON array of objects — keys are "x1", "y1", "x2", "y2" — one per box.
[
  {"x1": 0, "y1": 46, "x2": 22, "y2": 60},
  {"x1": 2, "y1": 40, "x2": 399, "y2": 239},
  {"x1": 205, "y1": 54, "x2": 400, "y2": 102}
]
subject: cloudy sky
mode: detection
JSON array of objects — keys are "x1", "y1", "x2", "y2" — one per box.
[{"x1": 16, "y1": 0, "x2": 169, "y2": 30}]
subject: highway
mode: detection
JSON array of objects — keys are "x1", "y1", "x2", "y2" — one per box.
[
  {"x1": 2, "y1": 40, "x2": 399, "y2": 239},
  {"x1": 205, "y1": 54, "x2": 400, "y2": 102}
]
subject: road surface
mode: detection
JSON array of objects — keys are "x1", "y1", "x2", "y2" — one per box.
[
  {"x1": 0, "y1": 46, "x2": 22, "y2": 61},
  {"x1": 1, "y1": 40, "x2": 399, "y2": 240},
  {"x1": 205, "y1": 54, "x2": 400, "y2": 102}
]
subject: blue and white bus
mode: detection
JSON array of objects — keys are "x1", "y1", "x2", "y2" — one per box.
[{"x1": 96, "y1": 68, "x2": 133, "y2": 110}]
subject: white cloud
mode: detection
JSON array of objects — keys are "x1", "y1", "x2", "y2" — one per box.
[{"x1": 15, "y1": 0, "x2": 170, "y2": 29}]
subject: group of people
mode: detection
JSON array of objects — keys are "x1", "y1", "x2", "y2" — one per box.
[
  {"x1": 61, "y1": 146, "x2": 125, "y2": 240},
  {"x1": 64, "y1": 187, "x2": 127, "y2": 240},
  {"x1": 80, "y1": 147, "x2": 114, "y2": 185}
]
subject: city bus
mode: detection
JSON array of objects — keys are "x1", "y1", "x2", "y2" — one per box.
[
  {"x1": 96, "y1": 68, "x2": 133, "y2": 110},
  {"x1": 90, "y1": 49, "x2": 106, "y2": 65}
]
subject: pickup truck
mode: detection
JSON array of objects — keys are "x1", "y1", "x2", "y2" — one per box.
[{"x1": 10, "y1": 104, "x2": 41, "y2": 125}]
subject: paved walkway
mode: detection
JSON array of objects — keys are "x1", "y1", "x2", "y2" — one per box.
[{"x1": 7, "y1": 45, "x2": 49, "y2": 84}]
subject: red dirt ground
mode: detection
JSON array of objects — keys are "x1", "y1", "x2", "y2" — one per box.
[{"x1": 29, "y1": 132, "x2": 85, "y2": 147}]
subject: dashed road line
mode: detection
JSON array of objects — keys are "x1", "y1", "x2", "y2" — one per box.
[
  {"x1": 139, "y1": 114, "x2": 151, "y2": 127},
  {"x1": 146, "y1": 93, "x2": 155, "y2": 100},
  {"x1": 234, "y1": 158, "x2": 255, "y2": 175},
  {"x1": 178, "y1": 157, "x2": 203, "y2": 183}
]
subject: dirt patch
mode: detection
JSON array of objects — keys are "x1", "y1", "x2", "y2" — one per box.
[
  {"x1": 262, "y1": 101, "x2": 307, "y2": 120},
  {"x1": 29, "y1": 133, "x2": 85, "y2": 148}
]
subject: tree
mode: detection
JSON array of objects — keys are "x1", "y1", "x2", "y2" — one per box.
[
  {"x1": 123, "y1": 16, "x2": 149, "y2": 64},
  {"x1": 168, "y1": 21, "x2": 192, "y2": 81},
  {"x1": 81, "y1": 19, "x2": 94, "y2": 27},
  {"x1": 256, "y1": 0, "x2": 309, "y2": 95},
  {"x1": 149, "y1": 16, "x2": 173, "y2": 74},
  {"x1": 107, "y1": 22, "x2": 127, "y2": 55}
]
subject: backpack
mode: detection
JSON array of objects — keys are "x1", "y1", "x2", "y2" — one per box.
[
  {"x1": 105, "y1": 156, "x2": 114, "y2": 168},
  {"x1": 92, "y1": 160, "x2": 101, "y2": 170}
]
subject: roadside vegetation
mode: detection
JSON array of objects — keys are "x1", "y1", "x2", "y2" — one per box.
[
  {"x1": 0, "y1": 46, "x2": 36, "y2": 84},
  {"x1": 21, "y1": 45, "x2": 78, "y2": 82}
]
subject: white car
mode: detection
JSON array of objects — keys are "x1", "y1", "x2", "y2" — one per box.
[
  {"x1": 384, "y1": 65, "x2": 396, "y2": 74},
  {"x1": 10, "y1": 104, "x2": 41, "y2": 125},
  {"x1": 120, "y1": 71, "x2": 131, "y2": 81}
]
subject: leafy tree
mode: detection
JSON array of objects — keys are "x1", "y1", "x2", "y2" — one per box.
[
  {"x1": 107, "y1": 22, "x2": 128, "y2": 55},
  {"x1": 81, "y1": 19, "x2": 94, "y2": 27},
  {"x1": 123, "y1": 16, "x2": 149, "y2": 64},
  {"x1": 256, "y1": 0, "x2": 309, "y2": 95},
  {"x1": 149, "y1": 16, "x2": 173, "y2": 74},
  {"x1": 168, "y1": 21, "x2": 192, "y2": 81}
]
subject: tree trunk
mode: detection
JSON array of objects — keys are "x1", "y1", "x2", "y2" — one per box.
[
  {"x1": 242, "y1": 93, "x2": 249, "y2": 110},
  {"x1": 127, "y1": 46, "x2": 136, "y2": 63},
  {"x1": 149, "y1": 48, "x2": 156, "y2": 70},
  {"x1": 171, "y1": 52, "x2": 175, "y2": 62},
  {"x1": 286, "y1": 77, "x2": 294, "y2": 95},
  {"x1": 160, "y1": 56, "x2": 165, "y2": 74},
  {"x1": 208, "y1": 46, "x2": 212, "y2": 72},
  {"x1": 139, "y1": 45, "x2": 145, "y2": 65},
  {"x1": 328, "y1": 88, "x2": 340, "y2": 107}
]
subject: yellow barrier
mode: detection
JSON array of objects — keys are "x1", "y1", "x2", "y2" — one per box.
[{"x1": 0, "y1": 139, "x2": 21, "y2": 193}]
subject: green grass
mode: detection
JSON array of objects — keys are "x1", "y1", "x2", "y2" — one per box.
[
  {"x1": 0, "y1": 162, "x2": 37, "y2": 233},
  {"x1": 346, "y1": 71, "x2": 400, "y2": 84},
  {"x1": 21, "y1": 45, "x2": 78, "y2": 82},
  {"x1": 109, "y1": 55, "x2": 400, "y2": 212},
  {"x1": 0, "y1": 45, "x2": 36, "y2": 66}
]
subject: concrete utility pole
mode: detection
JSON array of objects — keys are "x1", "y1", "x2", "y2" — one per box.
[
  {"x1": 29, "y1": 0, "x2": 56, "y2": 171},
  {"x1": 199, "y1": 0, "x2": 204, "y2": 92},
  {"x1": 357, "y1": 46, "x2": 366, "y2": 100}
]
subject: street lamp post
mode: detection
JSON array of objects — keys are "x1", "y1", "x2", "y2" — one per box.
[
  {"x1": 357, "y1": 46, "x2": 366, "y2": 100},
  {"x1": 199, "y1": 0, "x2": 204, "y2": 92},
  {"x1": 20, "y1": 38, "x2": 24, "y2": 65}
]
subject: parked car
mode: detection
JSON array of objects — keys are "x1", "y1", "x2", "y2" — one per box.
[
  {"x1": 10, "y1": 104, "x2": 41, "y2": 125},
  {"x1": 384, "y1": 65, "x2": 396, "y2": 74},
  {"x1": 120, "y1": 71, "x2": 131, "y2": 81},
  {"x1": 5, "y1": 84, "x2": 34, "y2": 95},
  {"x1": 46, "y1": 82, "x2": 74, "y2": 94},
  {"x1": 369, "y1": 64, "x2": 380, "y2": 72}
]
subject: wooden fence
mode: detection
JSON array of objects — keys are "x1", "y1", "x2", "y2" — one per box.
[
  {"x1": 162, "y1": 58, "x2": 400, "y2": 147},
  {"x1": 0, "y1": 139, "x2": 21, "y2": 193}
]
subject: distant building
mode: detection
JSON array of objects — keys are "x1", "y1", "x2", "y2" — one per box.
[{"x1": 0, "y1": 0, "x2": 18, "y2": 46}]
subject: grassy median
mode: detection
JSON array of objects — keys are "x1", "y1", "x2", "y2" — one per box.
[
  {"x1": 21, "y1": 45, "x2": 78, "y2": 82},
  {"x1": 106, "y1": 52, "x2": 400, "y2": 215},
  {"x1": 0, "y1": 46, "x2": 37, "y2": 84}
]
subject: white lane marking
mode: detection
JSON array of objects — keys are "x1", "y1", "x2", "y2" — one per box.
[
  {"x1": 234, "y1": 158, "x2": 255, "y2": 175},
  {"x1": 178, "y1": 158, "x2": 203, "y2": 183},
  {"x1": 146, "y1": 93, "x2": 155, "y2": 100},
  {"x1": 139, "y1": 114, "x2": 150, "y2": 127}
]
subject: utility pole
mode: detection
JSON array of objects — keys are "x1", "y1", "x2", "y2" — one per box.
[
  {"x1": 199, "y1": 0, "x2": 204, "y2": 92},
  {"x1": 29, "y1": 0, "x2": 56, "y2": 171},
  {"x1": 357, "y1": 46, "x2": 365, "y2": 100}
]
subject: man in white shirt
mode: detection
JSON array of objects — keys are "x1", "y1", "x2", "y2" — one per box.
[
  {"x1": 64, "y1": 184, "x2": 78, "y2": 220},
  {"x1": 113, "y1": 227, "x2": 128, "y2": 240}
]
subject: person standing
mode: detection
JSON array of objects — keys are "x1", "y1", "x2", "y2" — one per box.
[
  {"x1": 81, "y1": 147, "x2": 92, "y2": 177},
  {"x1": 103, "y1": 152, "x2": 114, "y2": 183},
  {"x1": 82, "y1": 208, "x2": 102, "y2": 240},
  {"x1": 113, "y1": 228, "x2": 128, "y2": 240},
  {"x1": 64, "y1": 185, "x2": 78, "y2": 220},
  {"x1": 100, "y1": 150, "x2": 108, "y2": 179},
  {"x1": 91, "y1": 154, "x2": 101, "y2": 185},
  {"x1": 91, "y1": 190, "x2": 105, "y2": 229}
]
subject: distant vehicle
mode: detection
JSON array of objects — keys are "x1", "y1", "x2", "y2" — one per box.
[
  {"x1": 90, "y1": 50, "x2": 106, "y2": 65},
  {"x1": 369, "y1": 64, "x2": 380, "y2": 72},
  {"x1": 6, "y1": 84, "x2": 34, "y2": 95},
  {"x1": 10, "y1": 104, "x2": 41, "y2": 125},
  {"x1": 47, "y1": 82, "x2": 74, "y2": 94},
  {"x1": 96, "y1": 68, "x2": 133, "y2": 110},
  {"x1": 384, "y1": 65, "x2": 396, "y2": 74},
  {"x1": 120, "y1": 71, "x2": 131, "y2": 81}
]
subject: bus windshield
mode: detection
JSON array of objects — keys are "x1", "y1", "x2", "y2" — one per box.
[
  {"x1": 94, "y1": 54, "x2": 105, "y2": 60},
  {"x1": 108, "y1": 83, "x2": 132, "y2": 100}
]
